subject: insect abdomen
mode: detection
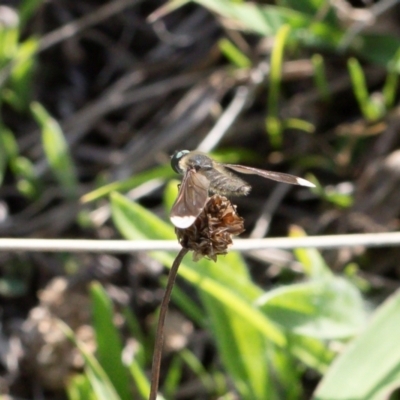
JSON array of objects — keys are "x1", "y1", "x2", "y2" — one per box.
[{"x1": 206, "y1": 169, "x2": 251, "y2": 196}]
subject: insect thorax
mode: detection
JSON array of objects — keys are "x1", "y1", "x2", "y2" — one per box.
[{"x1": 185, "y1": 152, "x2": 214, "y2": 170}]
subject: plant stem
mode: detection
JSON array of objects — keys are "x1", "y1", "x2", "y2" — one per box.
[{"x1": 149, "y1": 247, "x2": 188, "y2": 400}]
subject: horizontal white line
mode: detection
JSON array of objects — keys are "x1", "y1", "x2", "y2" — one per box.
[{"x1": 0, "y1": 232, "x2": 399, "y2": 253}]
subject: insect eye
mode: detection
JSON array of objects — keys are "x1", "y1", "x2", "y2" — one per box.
[{"x1": 171, "y1": 150, "x2": 190, "y2": 174}]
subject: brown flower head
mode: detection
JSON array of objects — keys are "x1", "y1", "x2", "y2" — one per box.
[{"x1": 175, "y1": 194, "x2": 245, "y2": 261}]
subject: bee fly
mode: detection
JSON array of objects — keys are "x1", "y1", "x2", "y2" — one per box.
[{"x1": 170, "y1": 150, "x2": 315, "y2": 228}]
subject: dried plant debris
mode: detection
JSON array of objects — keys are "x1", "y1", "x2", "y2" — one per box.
[
  {"x1": 175, "y1": 194, "x2": 245, "y2": 261},
  {"x1": 20, "y1": 278, "x2": 94, "y2": 390},
  {"x1": 352, "y1": 150, "x2": 400, "y2": 229}
]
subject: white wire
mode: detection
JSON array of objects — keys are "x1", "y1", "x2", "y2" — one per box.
[{"x1": 0, "y1": 232, "x2": 399, "y2": 253}]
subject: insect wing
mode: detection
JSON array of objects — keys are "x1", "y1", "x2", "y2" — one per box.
[
  {"x1": 170, "y1": 169, "x2": 210, "y2": 228},
  {"x1": 224, "y1": 164, "x2": 315, "y2": 187}
]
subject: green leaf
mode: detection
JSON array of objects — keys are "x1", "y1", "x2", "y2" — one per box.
[
  {"x1": 193, "y1": 0, "x2": 400, "y2": 65},
  {"x1": 288, "y1": 334, "x2": 334, "y2": 373},
  {"x1": 277, "y1": 0, "x2": 337, "y2": 23},
  {"x1": 19, "y1": 0, "x2": 44, "y2": 26},
  {"x1": 283, "y1": 118, "x2": 315, "y2": 133},
  {"x1": 202, "y1": 292, "x2": 272, "y2": 399},
  {"x1": 0, "y1": 124, "x2": 19, "y2": 163},
  {"x1": 0, "y1": 12, "x2": 19, "y2": 66},
  {"x1": 67, "y1": 374, "x2": 97, "y2": 400},
  {"x1": 31, "y1": 102, "x2": 78, "y2": 197},
  {"x1": 314, "y1": 289, "x2": 400, "y2": 400},
  {"x1": 162, "y1": 275, "x2": 206, "y2": 328},
  {"x1": 382, "y1": 48, "x2": 400, "y2": 109},
  {"x1": 0, "y1": 277, "x2": 27, "y2": 297},
  {"x1": 128, "y1": 359, "x2": 157, "y2": 400},
  {"x1": 179, "y1": 349, "x2": 215, "y2": 392},
  {"x1": 194, "y1": 1, "x2": 308, "y2": 36},
  {"x1": 268, "y1": 344, "x2": 302, "y2": 400},
  {"x1": 0, "y1": 131, "x2": 8, "y2": 186},
  {"x1": 354, "y1": 33, "x2": 400, "y2": 66},
  {"x1": 258, "y1": 277, "x2": 366, "y2": 339},
  {"x1": 59, "y1": 321, "x2": 121, "y2": 400},
  {"x1": 163, "y1": 355, "x2": 183, "y2": 399},
  {"x1": 11, "y1": 156, "x2": 40, "y2": 198},
  {"x1": 312, "y1": 54, "x2": 331, "y2": 102},
  {"x1": 218, "y1": 38, "x2": 251, "y2": 68},
  {"x1": 9, "y1": 38, "x2": 38, "y2": 110},
  {"x1": 193, "y1": 1, "x2": 343, "y2": 48},
  {"x1": 90, "y1": 283, "x2": 131, "y2": 400},
  {"x1": 81, "y1": 165, "x2": 174, "y2": 203},
  {"x1": 290, "y1": 226, "x2": 332, "y2": 278},
  {"x1": 122, "y1": 307, "x2": 148, "y2": 363},
  {"x1": 267, "y1": 24, "x2": 290, "y2": 148},
  {"x1": 348, "y1": 58, "x2": 383, "y2": 121},
  {"x1": 305, "y1": 175, "x2": 353, "y2": 208}
]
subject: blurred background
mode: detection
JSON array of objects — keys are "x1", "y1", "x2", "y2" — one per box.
[{"x1": 1, "y1": 0, "x2": 400, "y2": 399}]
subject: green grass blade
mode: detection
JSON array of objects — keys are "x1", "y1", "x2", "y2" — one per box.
[
  {"x1": 266, "y1": 24, "x2": 290, "y2": 148},
  {"x1": 268, "y1": 344, "x2": 302, "y2": 400},
  {"x1": 283, "y1": 118, "x2": 315, "y2": 133},
  {"x1": 201, "y1": 292, "x2": 272, "y2": 399},
  {"x1": 9, "y1": 38, "x2": 38, "y2": 110},
  {"x1": 277, "y1": 0, "x2": 332, "y2": 18},
  {"x1": 290, "y1": 226, "x2": 332, "y2": 278},
  {"x1": 12, "y1": 156, "x2": 40, "y2": 198},
  {"x1": 122, "y1": 307, "x2": 148, "y2": 362},
  {"x1": 67, "y1": 374, "x2": 96, "y2": 400},
  {"x1": 128, "y1": 358, "x2": 160, "y2": 400},
  {"x1": 31, "y1": 102, "x2": 78, "y2": 197},
  {"x1": 354, "y1": 33, "x2": 400, "y2": 66},
  {"x1": 179, "y1": 349, "x2": 215, "y2": 392},
  {"x1": 0, "y1": 124, "x2": 18, "y2": 159},
  {"x1": 162, "y1": 355, "x2": 183, "y2": 399},
  {"x1": 193, "y1": 1, "x2": 343, "y2": 49},
  {"x1": 218, "y1": 38, "x2": 251, "y2": 68},
  {"x1": 0, "y1": 14, "x2": 18, "y2": 66},
  {"x1": 314, "y1": 289, "x2": 400, "y2": 399},
  {"x1": 383, "y1": 48, "x2": 400, "y2": 109},
  {"x1": 81, "y1": 165, "x2": 174, "y2": 203},
  {"x1": 0, "y1": 125, "x2": 17, "y2": 185},
  {"x1": 90, "y1": 282, "x2": 131, "y2": 400},
  {"x1": 59, "y1": 320, "x2": 121, "y2": 400},
  {"x1": 348, "y1": 57, "x2": 370, "y2": 118},
  {"x1": 347, "y1": 58, "x2": 382, "y2": 122},
  {"x1": 312, "y1": 54, "x2": 331, "y2": 102},
  {"x1": 19, "y1": 0, "x2": 44, "y2": 27},
  {"x1": 288, "y1": 334, "x2": 334, "y2": 373},
  {"x1": 193, "y1": 1, "x2": 308, "y2": 37},
  {"x1": 162, "y1": 275, "x2": 206, "y2": 328}
]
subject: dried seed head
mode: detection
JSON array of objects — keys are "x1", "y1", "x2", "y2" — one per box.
[{"x1": 175, "y1": 195, "x2": 245, "y2": 261}]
